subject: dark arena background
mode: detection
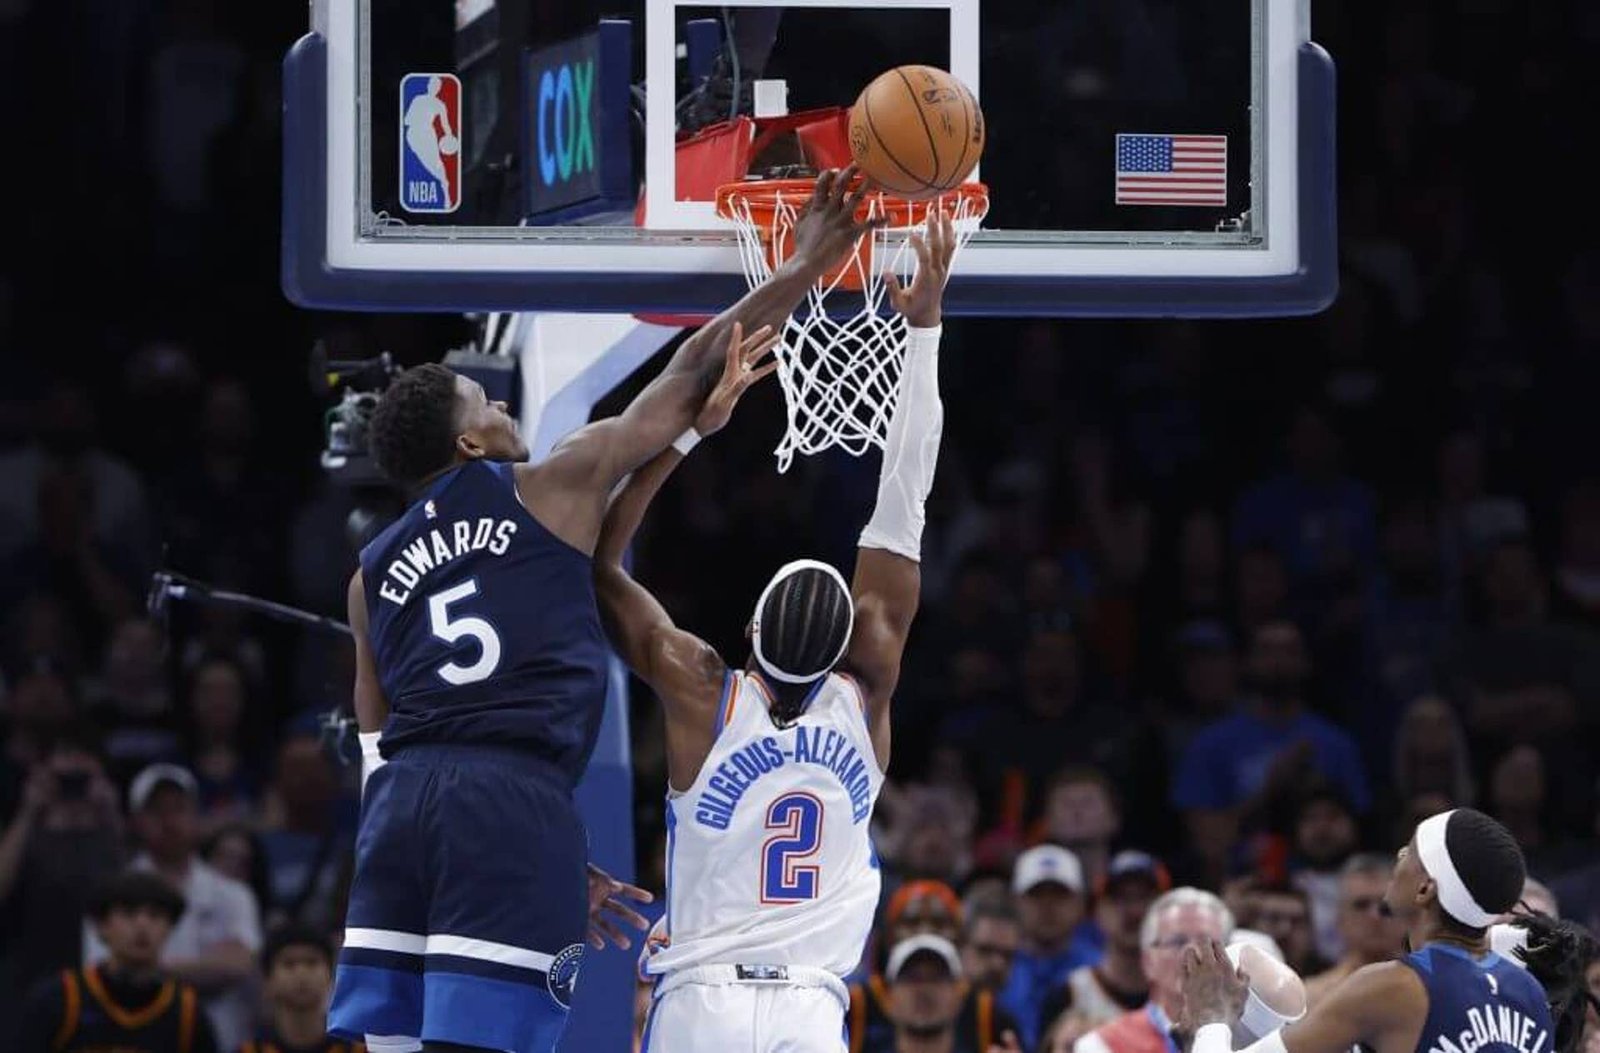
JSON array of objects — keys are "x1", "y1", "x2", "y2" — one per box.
[{"x1": 4, "y1": 2, "x2": 1600, "y2": 1053}]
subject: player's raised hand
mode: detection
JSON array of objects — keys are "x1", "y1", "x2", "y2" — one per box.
[
  {"x1": 1178, "y1": 939, "x2": 1250, "y2": 1031},
  {"x1": 885, "y1": 210, "x2": 956, "y2": 328},
  {"x1": 789, "y1": 165, "x2": 888, "y2": 276},
  {"x1": 586, "y1": 863, "x2": 654, "y2": 951},
  {"x1": 693, "y1": 321, "x2": 781, "y2": 437}
]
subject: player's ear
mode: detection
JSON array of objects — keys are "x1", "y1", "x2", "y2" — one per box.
[{"x1": 456, "y1": 430, "x2": 487, "y2": 461}]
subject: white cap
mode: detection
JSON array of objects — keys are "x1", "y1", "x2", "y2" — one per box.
[
  {"x1": 1012, "y1": 845, "x2": 1085, "y2": 895},
  {"x1": 1225, "y1": 942, "x2": 1308, "y2": 1038},
  {"x1": 128, "y1": 762, "x2": 199, "y2": 811},
  {"x1": 886, "y1": 934, "x2": 963, "y2": 982}
]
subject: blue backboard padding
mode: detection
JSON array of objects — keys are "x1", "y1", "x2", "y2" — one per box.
[{"x1": 284, "y1": 34, "x2": 1337, "y2": 318}]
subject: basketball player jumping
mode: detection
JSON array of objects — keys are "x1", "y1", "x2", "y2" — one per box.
[
  {"x1": 1180, "y1": 808, "x2": 1598, "y2": 1053},
  {"x1": 592, "y1": 213, "x2": 958, "y2": 1052},
  {"x1": 328, "y1": 168, "x2": 882, "y2": 1053}
]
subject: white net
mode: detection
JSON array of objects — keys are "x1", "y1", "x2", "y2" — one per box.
[{"x1": 720, "y1": 183, "x2": 988, "y2": 472}]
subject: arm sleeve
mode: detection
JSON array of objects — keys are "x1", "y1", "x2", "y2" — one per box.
[
  {"x1": 857, "y1": 325, "x2": 944, "y2": 561},
  {"x1": 1193, "y1": 1023, "x2": 1290, "y2": 1053}
]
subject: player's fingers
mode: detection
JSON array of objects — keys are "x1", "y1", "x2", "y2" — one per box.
[
  {"x1": 747, "y1": 360, "x2": 781, "y2": 384},
  {"x1": 909, "y1": 232, "x2": 932, "y2": 273},
  {"x1": 884, "y1": 272, "x2": 909, "y2": 310},
  {"x1": 588, "y1": 928, "x2": 605, "y2": 951},
  {"x1": 603, "y1": 898, "x2": 651, "y2": 932},
  {"x1": 844, "y1": 175, "x2": 872, "y2": 216},
  {"x1": 612, "y1": 878, "x2": 654, "y2": 903},
  {"x1": 810, "y1": 169, "x2": 833, "y2": 209},
  {"x1": 834, "y1": 164, "x2": 860, "y2": 208},
  {"x1": 857, "y1": 214, "x2": 893, "y2": 236},
  {"x1": 745, "y1": 335, "x2": 782, "y2": 370}
]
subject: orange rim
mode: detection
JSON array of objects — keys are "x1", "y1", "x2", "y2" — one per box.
[
  {"x1": 715, "y1": 179, "x2": 988, "y2": 292},
  {"x1": 714, "y1": 179, "x2": 989, "y2": 227}
]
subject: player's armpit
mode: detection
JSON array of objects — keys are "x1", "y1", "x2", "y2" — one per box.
[
  {"x1": 348, "y1": 571, "x2": 390, "y2": 734},
  {"x1": 1279, "y1": 961, "x2": 1426, "y2": 1053}
]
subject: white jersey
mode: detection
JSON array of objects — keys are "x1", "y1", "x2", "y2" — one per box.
[{"x1": 649, "y1": 670, "x2": 885, "y2": 978}]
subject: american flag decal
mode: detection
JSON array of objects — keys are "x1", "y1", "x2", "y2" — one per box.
[{"x1": 1115, "y1": 134, "x2": 1228, "y2": 207}]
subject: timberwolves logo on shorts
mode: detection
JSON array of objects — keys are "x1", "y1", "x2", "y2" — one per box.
[
  {"x1": 547, "y1": 943, "x2": 584, "y2": 1009},
  {"x1": 399, "y1": 72, "x2": 462, "y2": 213}
]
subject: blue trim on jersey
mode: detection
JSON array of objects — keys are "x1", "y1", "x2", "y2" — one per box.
[
  {"x1": 329, "y1": 962, "x2": 423, "y2": 1039},
  {"x1": 421, "y1": 971, "x2": 571, "y2": 1053},
  {"x1": 664, "y1": 801, "x2": 678, "y2": 940},
  {"x1": 711, "y1": 672, "x2": 735, "y2": 738},
  {"x1": 639, "y1": 995, "x2": 660, "y2": 1053}
]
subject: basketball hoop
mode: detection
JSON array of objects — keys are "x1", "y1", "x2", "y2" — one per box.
[{"x1": 715, "y1": 178, "x2": 989, "y2": 472}]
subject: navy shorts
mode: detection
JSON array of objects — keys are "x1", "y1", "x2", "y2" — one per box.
[{"x1": 329, "y1": 744, "x2": 588, "y2": 1053}]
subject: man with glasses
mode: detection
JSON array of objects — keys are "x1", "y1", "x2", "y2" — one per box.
[
  {"x1": 1303, "y1": 855, "x2": 1405, "y2": 1008},
  {"x1": 1074, "y1": 889, "x2": 1234, "y2": 1053}
]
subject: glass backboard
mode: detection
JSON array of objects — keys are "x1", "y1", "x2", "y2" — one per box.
[{"x1": 283, "y1": 0, "x2": 1336, "y2": 316}]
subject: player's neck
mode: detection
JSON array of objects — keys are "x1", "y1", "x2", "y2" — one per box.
[
  {"x1": 272, "y1": 1002, "x2": 329, "y2": 1049},
  {"x1": 1413, "y1": 915, "x2": 1487, "y2": 957}
]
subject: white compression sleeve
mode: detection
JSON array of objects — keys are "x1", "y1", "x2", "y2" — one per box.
[
  {"x1": 359, "y1": 731, "x2": 385, "y2": 794},
  {"x1": 858, "y1": 325, "x2": 943, "y2": 561},
  {"x1": 1194, "y1": 1024, "x2": 1289, "y2": 1053}
]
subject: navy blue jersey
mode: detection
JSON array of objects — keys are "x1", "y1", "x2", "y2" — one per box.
[
  {"x1": 1403, "y1": 943, "x2": 1553, "y2": 1053},
  {"x1": 359, "y1": 460, "x2": 608, "y2": 784}
]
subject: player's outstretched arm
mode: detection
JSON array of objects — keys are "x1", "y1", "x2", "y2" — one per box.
[
  {"x1": 523, "y1": 168, "x2": 882, "y2": 553},
  {"x1": 843, "y1": 213, "x2": 955, "y2": 772},
  {"x1": 346, "y1": 571, "x2": 392, "y2": 790},
  {"x1": 592, "y1": 325, "x2": 780, "y2": 713},
  {"x1": 1181, "y1": 941, "x2": 1426, "y2": 1053}
]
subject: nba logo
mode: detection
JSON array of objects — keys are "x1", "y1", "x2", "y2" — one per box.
[{"x1": 400, "y1": 73, "x2": 462, "y2": 213}]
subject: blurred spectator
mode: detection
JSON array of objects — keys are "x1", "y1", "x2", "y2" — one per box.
[
  {"x1": 1552, "y1": 837, "x2": 1600, "y2": 937},
  {"x1": 0, "y1": 729, "x2": 125, "y2": 1005},
  {"x1": 1390, "y1": 695, "x2": 1476, "y2": 809},
  {"x1": 1040, "y1": 851, "x2": 1170, "y2": 1046},
  {"x1": 203, "y1": 823, "x2": 273, "y2": 924},
  {"x1": 91, "y1": 618, "x2": 182, "y2": 783},
  {"x1": 1173, "y1": 621, "x2": 1370, "y2": 884},
  {"x1": 19, "y1": 869, "x2": 218, "y2": 1053},
  {"x1": 1035, "y1": 768, "x2": 1122, "y2": 886},
  {"x1": 961, "y1": 901, "x2": 1022, "y2": 994},
  {"x1": 1158, "y1": 620, "x2": 1239, "y2": 749},
  {"x1": 241, "y1": 925, "x2": 359, "y2": 1053},
  {"x1": 1073, "y1": 888, "x2": 1233, "y2": 1053},
  {"x1": 180, "y1": 656, "x2": 261, "y2": 832},
  {"x1": 1362, "y1": 497, "x2": 1452, "y2": 736},
  {"x1": 1488, "y1": 745, "x2": 1557, "y2": 870},
  {"x1": 3, "y1": 594, "x2": 87, "y2": 684},
  {"x1": 883, "y1": 784, "x2": 976, "y2": 888},
  {"x1": 1, "y1": 661, "x2": 80, "y2": 772},
  {"x1": 0, "y1": 382, "x2": 154, "y2": 601},
  {"x1": 1231, "y1": 404, "x2": 1377, "y2": 589},
  {"x1": 851, "y1": 889, "x2": 1022, "y2": 1053},
  {"x1": 1234, "y1": 546, "x2": 1291, "y2": 635},
  {"x1": 1304, "y1": 854, "x2": 1406, "y2": 1008},
  {"x1": 975, "y1": 619, "x2": 1124, "y2": 815},
  {"x1": 855, "y1": 935, "x2": 1017, "y2": 1053},
  {"x1": 258, "y1": 731, "x2": 352, "y2": 932},
  {"x1": 1433, "y1": 431, "x2": 1529, "y2": 604},
  {"x1": 885, "y1": 880, "x2": 965, "y2": 948},
  {"x1": 87, "y1": 763, "x2": 261, "y2": 1052},
  {"x1": 1002, "y1": 845, "x2": 1095, "y2": 1050},
  {"x1": 1552, "y1": 481, "x2": 1600, "y2": 630},
  {"x1": 1443, "y1": 537, "x2": 1600, "y2": 743},
  {"x1": 1240, "y1": 883, "x2": 1322, "y2": 977},
  {"x1": 1289, "y1": 787, "x2": 1362, "y2": 963}
]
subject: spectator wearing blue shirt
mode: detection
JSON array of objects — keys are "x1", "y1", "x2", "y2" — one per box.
[
  {"x1": 1000, "y1": 845, "x2": 1101, "y2": 1051},
  {"x1": 1172, "y1": 621, "x2": 1369, "y2": 885}
]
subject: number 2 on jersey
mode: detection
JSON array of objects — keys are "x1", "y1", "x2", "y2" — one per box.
[
  {"x1": 428, "y1": 579, "x2": 502, "y2": 685},
  {"x1": 761, "y1": 792, "x2": 823, "y2": 903}
]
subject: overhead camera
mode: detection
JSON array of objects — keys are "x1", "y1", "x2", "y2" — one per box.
[{"x1": 310, "y1": 343, "x2": 399, "y2": 486}]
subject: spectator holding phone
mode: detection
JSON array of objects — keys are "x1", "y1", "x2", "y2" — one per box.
[{"x1": 0, "y1": 728, "x2": 126, "y2": 1016}]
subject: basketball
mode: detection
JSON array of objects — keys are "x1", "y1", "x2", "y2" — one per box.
[
  {"x1": 438, "y1": 134, "x2": 460, "y2": 156},
  {"x1": 848, "y1": 65, "x2": 985, "y2": 199}
]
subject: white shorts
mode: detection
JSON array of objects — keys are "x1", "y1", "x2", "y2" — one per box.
[{"x1": 642, "y1": 967, "x2": 848, "y2": 1053}]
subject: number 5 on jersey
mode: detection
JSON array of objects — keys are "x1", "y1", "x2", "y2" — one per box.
[
  {"x1": 428, "y1": 579, "x2": 502, "y2": 685},
  {"x1": 761, "y1": 792, "x2": 823, "y2": 904}
]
